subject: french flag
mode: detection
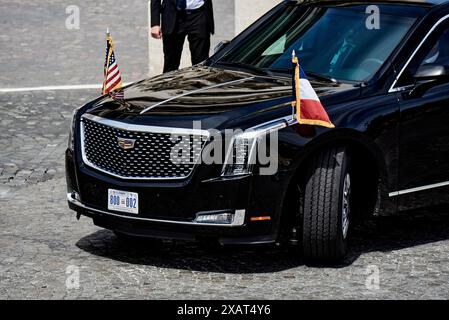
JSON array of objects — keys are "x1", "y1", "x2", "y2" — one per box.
[{"x1": 292, "y1": 51, "x2": 335, "y2": 129}]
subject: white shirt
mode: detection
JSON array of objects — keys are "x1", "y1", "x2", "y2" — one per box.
[{"x1": 185, "y1": 0, "x2": 204, "y2": 10}]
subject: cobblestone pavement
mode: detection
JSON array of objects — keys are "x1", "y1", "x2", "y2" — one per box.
[
  {"x1": 0, "y1": 90, "x2": 98, "y2": 195},
  {"x1": 0, "y1": 0, "x2": 236, "y2": 87},
  {"x1": 1, "y1": 90, "x2": 449, "y2": 300},
  {"x1": 1, "y1": 0, "x2": 449, "y2": 300},
  {"x1": 0, "y1": 0, "x2": 149, "y2": 87}
]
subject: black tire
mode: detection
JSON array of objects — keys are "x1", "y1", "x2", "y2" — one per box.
[{"x1": 302, "y1": 146, "x2": 352, "y2": 261}]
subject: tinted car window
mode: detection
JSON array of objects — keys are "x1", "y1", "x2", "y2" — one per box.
[
  {"x1": 421, "y1": 29, "x2": 449, "y2": 67},
  {"x1": 218, "y1": 4, "x2": 426, "y2": 82},
  {"x1": 396, "y1": 23, "x2": 449, "y2": 88}
]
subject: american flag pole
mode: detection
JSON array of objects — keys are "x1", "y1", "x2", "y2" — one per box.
[
  {"x1": 291, "y1": 50, "x2": 297, "y2": 122},
  {"x1": 102, "y1": 28, "x2": 111, "y2": 95}
]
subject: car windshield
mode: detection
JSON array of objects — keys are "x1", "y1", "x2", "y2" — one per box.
[{"x1": 216, "y1": 4, "x2": 426, "y2": 82}]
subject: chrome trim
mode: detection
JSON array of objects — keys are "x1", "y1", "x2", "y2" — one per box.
[
  {"x1": 251, "y1": 113, "x2": 295, "y2": 131},
  {"x1": 80, "y1": 114, "x2": 210, "y2": 181},
  {"x1": 139, "y1": 77, "x2": 255, "y2": 115},
  {"x1": 389, "y1": 14, "x2": 449, "y2": 93},
  {"x1": 68, "y1": 193, "x2": 246, "y2": 227},
  {"x1": 389, "y1": 84, "x2": 415, "y2": 93},
  {"x1": 82, "y1": 113, "x2": 211, "y2": 136},
  {"x1": 389, "y1": 180, "x2": 449, "y2": 197}
]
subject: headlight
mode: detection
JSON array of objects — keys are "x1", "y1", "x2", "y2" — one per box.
[
  {"x1": 221, "y1": 133, "x2": 258, "y2": 177},
  {"x1": 221, "y1": 118, "x2": 289, "y2": 177},
  {"x1": 68, "y1": 108, "x2": 80, "y2": 150}
]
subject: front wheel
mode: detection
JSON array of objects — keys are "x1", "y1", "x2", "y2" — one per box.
[{"x1": 302, "y1": 146, "x2": 352, "y2": 261}]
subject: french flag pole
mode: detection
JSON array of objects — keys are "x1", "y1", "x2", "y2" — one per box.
[{"x1": 291, "y1": 50, "x2": 297, "y2": 122}]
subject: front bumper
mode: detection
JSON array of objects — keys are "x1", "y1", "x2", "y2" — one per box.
[
  {"x1": 67, "y1": 192, "x2": 276, "y2": 245},
  {"x1": 66, "y1": 149, "x2": 291, "y2": 245}
]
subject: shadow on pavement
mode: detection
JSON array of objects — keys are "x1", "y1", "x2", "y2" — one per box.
[
  {"x1": 76, "y1": 208, "x2": 449, "y2": 273},
  {"x1": 76, "y1": 230, "x2": 304, "y2": 273}
]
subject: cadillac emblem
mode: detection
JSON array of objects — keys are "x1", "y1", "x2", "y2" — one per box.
[{"x1": 117, "y1": 137, "x2": 136, "y2": 150}]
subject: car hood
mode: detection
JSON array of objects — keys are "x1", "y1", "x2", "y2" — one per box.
[{"x1": 85, "y1": 65, "x2": 359, "y2": 130}]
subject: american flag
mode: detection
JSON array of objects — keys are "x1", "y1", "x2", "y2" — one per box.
[{"x1": 102, "y1": 31, "x2": 124, "y2": 100}]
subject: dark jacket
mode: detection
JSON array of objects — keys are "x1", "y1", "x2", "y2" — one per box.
[{"x1": 151, "y1": 0, "x2": 215, "y2": 35}]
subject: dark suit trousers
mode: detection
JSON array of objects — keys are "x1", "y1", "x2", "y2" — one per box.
[{"x1": 162, "y1": 10, "x2": 211, "y2": 73}]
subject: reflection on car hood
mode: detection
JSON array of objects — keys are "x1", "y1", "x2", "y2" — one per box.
[{"x1": 86, "y1": 65, "x2": 358, "y2": 130}]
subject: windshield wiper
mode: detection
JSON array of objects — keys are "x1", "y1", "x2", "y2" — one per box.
[
  {"x1": 215, "y1": 61, "x2": 273, "y2": 76},
  {"x1": 305, "y1": 71, "x2": 339, "y2": 84}
]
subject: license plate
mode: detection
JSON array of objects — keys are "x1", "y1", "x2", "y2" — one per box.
[{"x1": 108, "y1": 189, "x2": 139, "y2": 214}]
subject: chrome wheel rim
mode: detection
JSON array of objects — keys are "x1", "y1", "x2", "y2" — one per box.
[{"x1": 342, "y1": 173, "x2": 351, "y2": 239}]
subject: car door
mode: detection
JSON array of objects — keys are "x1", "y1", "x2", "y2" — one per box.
[{"x1": 393, "y1": 19, "x2": 449, "y2": 210}]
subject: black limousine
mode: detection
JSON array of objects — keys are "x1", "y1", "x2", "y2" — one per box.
[{"x1": 67, "y1": 0, "x2": 449, "y2": 261}]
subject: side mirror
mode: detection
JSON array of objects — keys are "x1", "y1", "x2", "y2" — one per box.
[
  {"x1": 414, "y1": 64, "x2": 449, "y2": 81},
  {"x1": 214, "y1": 40, "x2": 230, "y2": 54},
  {"x1": 409, "y1": 64, "x2": 449, "y2": 98}
]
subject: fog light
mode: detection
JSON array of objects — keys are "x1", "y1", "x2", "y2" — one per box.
[
  {"x1": 196, "y1": 213, "x2": 234, "y2": 224},
  {"x1": 194, "y1": 210, "x2": 245, "y2": 226}
]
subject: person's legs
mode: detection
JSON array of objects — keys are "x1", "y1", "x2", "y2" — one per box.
[
  {"x1": 188, "y1": 33, "x2": 210, "y2": 65},
  {"x1": 162, "y1": 33, "x2": 186, "y2": 73},
  {"x1": 186, "y1": 10, "x2": 210, "y2": 66}
]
